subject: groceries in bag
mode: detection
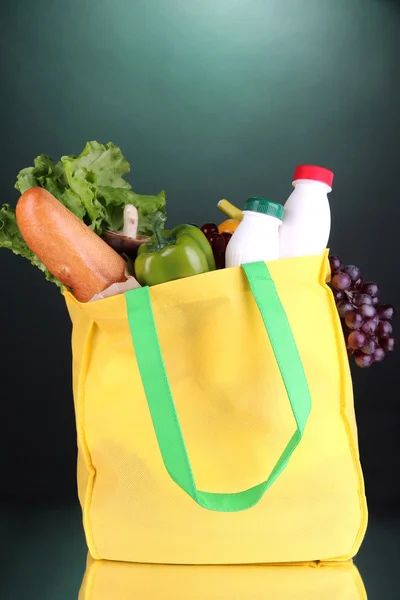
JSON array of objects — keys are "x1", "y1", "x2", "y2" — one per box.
[
  {"x1": 135, "y1": 212, "x2": 216, "y2": 287},
  {"x1": 102, "y1": 204, "x2": 150, "y2": 259},
  {"x1": 0, "y1": 141, "x2": 166, "y2": 289},
  {"x1": 0, "y1": 139, "x2": 396, "y2": 367},
  {"x1": 218, "y1": 198, "x2": 244, "y2": 220},
  {"x1": 279, "y1": 164, "x2": 334, "y2": 259},
  {"x1": 225, "y1": 198, "x2": 284, "y2": 268},
  {"x1": 204, "y1": 196, "x2": 397, "y2": 369},
  {"x1": 200, "y1": 223, "x2": 234, "y2": 269},
  {"x1": 328, "y1": 254, "x2": 396, "y2": 367},
  {"x1": 217, "y1": 219, "x2": 241, "y2": 235},
  {"x1": 15, "y1": 187, "x2": 130, "y2": 302}
]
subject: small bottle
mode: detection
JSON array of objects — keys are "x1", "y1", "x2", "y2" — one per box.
[
  {"x1": 225, "y1": 198, "x2": 284, "y2": 268},
  {"x1": 279, "y1": 165, "x2": 334, "y2": 259}
]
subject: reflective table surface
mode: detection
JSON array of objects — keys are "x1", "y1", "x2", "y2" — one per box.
[{"x1": 0, "y1": 504, "x2": 398, "y2": 599}]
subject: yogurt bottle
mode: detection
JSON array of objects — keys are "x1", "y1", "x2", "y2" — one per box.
[
  {"x1": 279, "y1": 165, "x2": 334, "y2": 259},
  {"x1": 225, "y1": 198, "x2": 284, "y2": 268}
]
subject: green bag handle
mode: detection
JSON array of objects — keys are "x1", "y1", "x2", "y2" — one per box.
[{"x1": 126, "y1": 261, "x2": 312, "y2": 512}]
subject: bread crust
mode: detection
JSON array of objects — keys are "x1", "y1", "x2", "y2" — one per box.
[{"x1": 16, "y1": 187, "x2": 127, "y2": 301}]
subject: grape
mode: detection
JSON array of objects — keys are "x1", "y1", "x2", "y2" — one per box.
[
  {"x1": 358, "y1": 304, "x2": 377, "y2": 318},
  {"x1": 354, "y1": 352, "x2": 374, "y2": 368},
  {"x1": 212, "y1": 234, "x2": 227, "y2": 269},
  {"x1": 377, "y1": 320, "x2": 393, "y2": 338},
  {"x1": 348, "y1": 330, "x2": 367, "y2": 349},
  {"x1": 329, "y1": 255, "x2": 342, "y2": 274},
  {"x1": 373, "y1": 347, "x2": 385, "y2": 363},
  {"x1": 200, "y1": 223, "x2": 219, "y2": 237},
  {"x1": 333, "y1": 290, "x2": 345, "y2": 302},
  {"x1": 345, "y1": 311, "x2": 364, "y2": 330},
  {"x1": 353, "y1": 293, "x2": 373, "y2": 307},
  {"x1": 361, "y1": 282, "x2": 379, "y2": 297},
  {"x1": 372, "y1": 296, "x2": 380, "y2": 307},
  {"x1": 342, "y1": 265, "x2": 361, "y2": 282},
  {"x1": 361, "y1": 317, "x2": 378, "y2": 335},
  {"x1": 213, "y1": 235, "x2": 226, "y2": 250},
  {"x1": 220, "y1": 231, "x2": 232, "y2": 245},
  {"x1": 377, "y1": 304, "x2": 395, "y2": 321},
  {"x1": 361, "y1": 338, "x2": 376, "y2": 355},
  {"x1": 207, "y1": 233, "x2": 220, "y2": 247},
  {"x1": 337, "y1": 300, "x2": 354, "y2": 319},
  {"x1": 332, "y1": 272, "x2": 352, "y2": 291},
  {"x1": 381, "y1": 337, "x2": 396, "y2": 352},
  {"x1": 328, "y1": 254, "x2": 396, "y2": 368},
  {"x1": 354, "y1": 277, "x2": 364, "y2": 290},
  {"x1": 342, "y1": 323, "x2": 353, "y2": 339}
]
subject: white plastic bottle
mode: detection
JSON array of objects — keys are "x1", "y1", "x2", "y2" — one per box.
[
  {"x1": 225, "y1": 198, "x2": 284, "y2": 268},
  {"x1": 279, "y1": 165, "x2": 334, "y2": 259}
]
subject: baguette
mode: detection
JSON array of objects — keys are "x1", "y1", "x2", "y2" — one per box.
[{"x1": 16, "y1": 187, "x2": 128, "y2": 302}]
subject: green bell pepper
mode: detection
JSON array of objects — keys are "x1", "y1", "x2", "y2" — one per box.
[{"x1": 135, "y1": 212, "x2": 216, "y2": 287}]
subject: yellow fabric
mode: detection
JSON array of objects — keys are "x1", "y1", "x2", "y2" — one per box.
[
  {"x1": 79, "y1": 556, "x2": 367, "y2": 600},
  {"x1": 66, "y1": 251, "x2": 368, "y2": 564}
]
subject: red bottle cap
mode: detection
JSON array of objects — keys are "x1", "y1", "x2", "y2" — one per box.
[{"x1": 293, "y1": 165, "x2": 334, "y2": 187}]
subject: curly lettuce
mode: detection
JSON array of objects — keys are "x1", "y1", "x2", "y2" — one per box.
[{"x1": 0, "y1": 141, "x2": 167, "y2": 287}]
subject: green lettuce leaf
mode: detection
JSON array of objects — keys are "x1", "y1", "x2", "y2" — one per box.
[
  {"x1": 2, "y1": 141, "x2": 167, "y2": 287},
  {"x1": 96, "y1": 187, "x2": 167, "y2": 235}
]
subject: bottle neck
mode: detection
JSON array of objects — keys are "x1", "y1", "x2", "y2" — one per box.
[{"x1": 293, "y1": 179, "x2": 332, "y2": 194}]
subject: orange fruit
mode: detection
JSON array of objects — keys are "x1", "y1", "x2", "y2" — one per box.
[{"x1": 218, "y1": 219, "x2": 240, "y2": 235}]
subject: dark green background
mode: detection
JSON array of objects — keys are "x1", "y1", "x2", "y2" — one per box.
[{"x1": 0, "y1": 0, "x2": 399, "y2": 514}]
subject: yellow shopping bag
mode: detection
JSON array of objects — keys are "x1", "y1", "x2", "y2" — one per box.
[
  {"x1": 79, "y1": 557, "x2": 367, "y2": 600},
  {"x1": 66, "y1": 251, "x2": 367, "y2": 564}
]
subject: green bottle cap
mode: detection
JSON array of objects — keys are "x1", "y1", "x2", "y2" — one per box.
[{"x1": 244, "y1": 198, "x2": 284, "y2": 220}]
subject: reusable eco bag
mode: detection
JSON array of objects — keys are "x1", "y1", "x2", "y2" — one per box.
[
  {"x1": 79, "y1": 557, "x2": 367, "y2": 600},
  {"x1": 66, "y1": 251, "x2": 368, "y2": 564}
]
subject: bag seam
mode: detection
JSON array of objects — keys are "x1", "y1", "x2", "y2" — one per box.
[
  {"x1": 319, "y1": 253, "x2": 368, "y2": 561},
  {"x1": 76, "y1": 319, "x2": 100, "y2": 559}
]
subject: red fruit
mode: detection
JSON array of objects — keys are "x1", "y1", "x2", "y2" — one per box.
[
  {"x1": 348, "y1": 330, "x2": 367, "y2": 349},
  {"x1": 345, "y1": 311, "x2": 364, "y2": 330},
  {"x1": 220, "y1": 232, "x2": 232, "y2": 246},
  {"x1": 212, "y1": 234, "x2": 227, "y2": 269},
  {"x1": 332, "y1": 272, "x2": 352, "y2": 291},
  {"x1": 329, "y1": 255, "x2": 342, "y2": 274},
  {"x1": 372, "y1": 296, "x2": 380, "y2": 307},
  {"x1": 337, "y1": 300, "x2": 354, "y2": 319},
  {"x1": 380, "y1": 337, "x2": 396, "y2": 352},
  {"x1": 361, "y1": 338, "x2": 377, "y2": 355},
  {"x1": 207, "y1": 233, "x2": 220, "y2": 247},
  {"x1": 353, "y1": 277, "x2": 364, "y2": 290},
  {"x1": 361, "y1": 318, "x2": 378, "y2": 335},
  {"x1": 358, "y1": 304, "x2": 376, "y2": 318},
  {"x1": 353, "y1": 293, "x2": 373, "y2": 307},
  {"x1": 200, "y1": 223, "x2": 219, "y2": 238},
  {"x1": 361, "y1": 282, "x2": 379, "y2": 297},
  {"x1": 354, "y1": 352, "x2": 374, "y2": 368},
  {"x1": 373, "y1": 347, "x2": 385, "y2": 363},
  {"x1": 377, "y1": 304, "x2": 395, "y2": 321},
  {"x1": 377, "y1": 320, "x2": 393, "y2": 339},
  {"x1": 333, "y1": 290, "x2": 345, "y2": 302},
  {"x1": 342, "y1": 264, "x2": 361, "y2": 282}
]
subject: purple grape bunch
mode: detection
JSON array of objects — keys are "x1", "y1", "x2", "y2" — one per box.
[{"x1": 329, "y1": 255, "x2": 396, "y2": 368}]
